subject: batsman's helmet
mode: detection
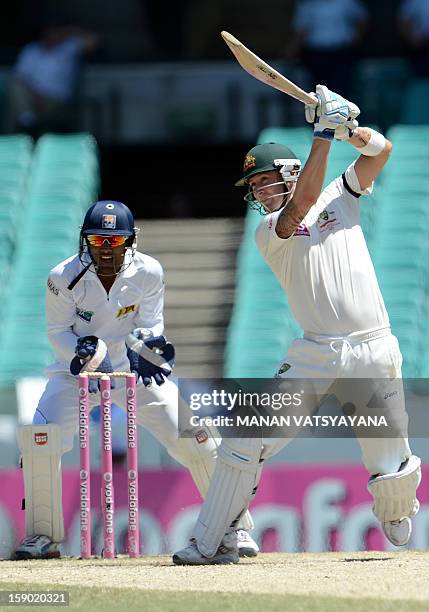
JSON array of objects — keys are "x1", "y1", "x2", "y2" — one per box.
[
  {"x1": 235, "y1": 142, "x2": 302, "y2": 214},
  {"x1": 235, "y1": 142, "x2": 301, "y2": 186}
]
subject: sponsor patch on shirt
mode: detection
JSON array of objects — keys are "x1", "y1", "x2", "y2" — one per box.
[
  {"x1": 116, "y1": 304, "x2": 137, "y2": 318},
  {"x1": 76, "y1": 307, "x2": 94, "y2": 323},
  {"x1": 47, "y1": 279, "x2": 59, "y2": 295},
  {"x1": 102, "y1": 214, "x2": 116, "y2": 229},
  {"x1": 293, "y1": 222, "x2": 310, "y2": 237}
]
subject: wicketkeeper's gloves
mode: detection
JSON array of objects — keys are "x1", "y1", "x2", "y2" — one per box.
[
  {"x1": 70, "y1": 335, "x2": 116, "y2": 393},
  {"x1": 126, "y1": 332, "x2": 175, "y2": 387}
]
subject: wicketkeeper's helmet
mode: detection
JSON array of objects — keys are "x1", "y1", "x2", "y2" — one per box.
[{"x1": 81, "y1": 200, "x2": 135, "y2": 238}]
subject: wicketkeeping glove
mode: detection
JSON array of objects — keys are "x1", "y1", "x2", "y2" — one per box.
[
  {"x1": 305, "y1": 84, "x2": 360, "y2": 141},
  {"x1": 126, "y1": 332, "x2": 175, "y2": 387},
  {"x1": 70, "y1": 335, "x2": 116, "y2": 393}
]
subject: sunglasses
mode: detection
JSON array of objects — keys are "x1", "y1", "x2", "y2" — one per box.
[{"x1": 86, "y1": 235, "x2": 128, "y2": 248}]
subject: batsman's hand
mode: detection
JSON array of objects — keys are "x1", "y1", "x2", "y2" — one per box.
[
  {"x1": 305, "y1": 84, "x2": 360, "y2": 141},
  {"x1": 70, "y1": 335, "x2": 116, "y2": 393},
  {"x1": 126, "y1": 332, "x2": 175, "y2": 387}
]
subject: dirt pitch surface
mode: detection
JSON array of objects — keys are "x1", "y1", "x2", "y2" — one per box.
[{"x1": 1, "y1": 551, "x2": 429, "y2": 602}]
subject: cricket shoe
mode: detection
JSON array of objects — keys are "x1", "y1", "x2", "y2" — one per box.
[
  {"x1": 236, "y1": 529, "x2": 259, "y2": 557},
  {"x1": 12, "y1": 535, "x2": 61, "y2": 560},
  {"x1": 173, "y1": 534, "x2": 239, "y2": 566},
  {"x1": 382, "y1": 517, "x2": 412, "y2": 546}
]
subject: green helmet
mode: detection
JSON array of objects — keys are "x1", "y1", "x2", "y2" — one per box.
[{"x1": 235, "y1": 142, "x2": 300, "y2": 186}]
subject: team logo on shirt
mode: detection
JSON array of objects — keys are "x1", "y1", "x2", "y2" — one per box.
[
  {"x1": 102, "y1": 214, "x2": 116, "y2": 229},
  {"x1": 76, "y1": 308, "x2": 94, "y2": 323},
  {"x1": 317, "y1": 209, "x2": 339, "y2": 233},
  {"x1": 116, "y1": 304, "x2": 137, "y2": 318},
  {"x1": 293, "y1": 222, "x2": 310, "y2": 237}
]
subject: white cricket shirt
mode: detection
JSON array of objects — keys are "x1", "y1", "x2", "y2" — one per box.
[
  {"x1": 45, "y1": 250, "x2": 164, "y2": 374},
  {"x1": 255, "y1": 163, "x2": 389, "y2": 336}
]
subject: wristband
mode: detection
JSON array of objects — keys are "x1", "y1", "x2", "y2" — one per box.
[{"x1": 353, "y1": 128, "x2": 386, "y2": 157}]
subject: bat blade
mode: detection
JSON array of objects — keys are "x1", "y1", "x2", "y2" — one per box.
[{"x1": 221, "y1": 31, "x2": 317, "y2": 105}]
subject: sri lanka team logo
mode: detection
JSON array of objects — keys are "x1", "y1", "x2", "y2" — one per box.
[{"x1": 102, "y1": 214, "x2": 116, "y2": 229}]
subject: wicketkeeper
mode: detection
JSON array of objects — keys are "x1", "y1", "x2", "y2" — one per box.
[
  {"x1": 173, "y1": 85, "x2": 421, "y2": 565},
  {"x1": 13, "y1": 200, "x2": 258, "y2": 559}
]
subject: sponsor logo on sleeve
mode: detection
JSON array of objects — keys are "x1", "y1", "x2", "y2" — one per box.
[
  {"x1": 76, "y1": 307, "x2": 94, "y2": 323},
  {"x1": 293, "y1": 222, "x2": 310, "y2": 237},
  {"x1": 116, "y1": 304, "x2": 137, "y2": 318},
  {"x1": 47, "y1": 279, "x2": 59, "y2": 295}
]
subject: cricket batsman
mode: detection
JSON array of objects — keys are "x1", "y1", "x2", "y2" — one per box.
[{"x1": 173, "y1": 85, "x2": 421, "y2": 564}]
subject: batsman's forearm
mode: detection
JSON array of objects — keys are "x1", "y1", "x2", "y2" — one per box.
[
  {"x1": 276, "y1": 139, "x2": 330, "y2": 238},
  {"x1": 293, "y1": 138, "x2": 331, "y2": 204},
  {"x1": 348, "y1": 126, "x2": 392, "y2": 159}
]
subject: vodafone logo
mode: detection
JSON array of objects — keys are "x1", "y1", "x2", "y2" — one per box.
[{"x1": 102, "y1": 390, "x2": 110, "y2": 400}]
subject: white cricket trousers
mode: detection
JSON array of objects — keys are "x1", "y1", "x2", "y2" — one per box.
[{"x1": 263, "y1": 328, "x2": 412, "y2": 475}]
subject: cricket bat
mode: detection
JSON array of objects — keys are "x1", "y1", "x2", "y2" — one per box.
[{"x1": 221, "y1": 31, "x2": 317, "y2": 105}]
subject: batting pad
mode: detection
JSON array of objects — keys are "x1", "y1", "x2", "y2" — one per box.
[
  {"x1": 177, "y1": 432, "x2": 254, "y2": 532},
  {"x1": 194, "y1": 438, "x2": 263, "y2": 557},
  {"x1": 16, "y1": 424, "x2": 64, "y2": 542},
  {"x1": 368, "y1": 454, "x2": 421, "y2": 522}
]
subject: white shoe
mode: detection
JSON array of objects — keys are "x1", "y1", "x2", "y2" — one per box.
[
  {"x1": 382, "y1": 518, "x2": 412, "y2": 546},
  {"x1": 173, "y1": 535, "x2": 239, "y2": 565},
  {"x1": 12, "y1": 535, "x2": 60, "y2": 560},
  {"x1": 236, "y1": 529, "x2": 259, "y2": 557}
]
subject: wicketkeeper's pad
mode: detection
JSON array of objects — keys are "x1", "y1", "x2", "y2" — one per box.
[{"x1": 16, "y1": 424, "x2": 64, "y2": 542}]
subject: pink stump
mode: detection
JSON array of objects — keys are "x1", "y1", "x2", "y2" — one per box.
[
  {"x1": 100, "y1": 376, "x2": 115, "y2": 558},
  {"x1": 78, "y1": 374, "x2": 91, "y2": 559},
  {"x1": 126, "y1": 374, "x2": 139, "y2": 557}
]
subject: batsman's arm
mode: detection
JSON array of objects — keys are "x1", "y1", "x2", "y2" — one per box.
[
  {"x1": 276, "y1": 139, "x2": 331, "y2": 239},
  {"x1": 349, "y1": 127, "x2": 393, "y2": 191}
]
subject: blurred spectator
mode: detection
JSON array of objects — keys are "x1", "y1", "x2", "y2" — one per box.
[
  {"x1": 182, "y1": 0, "x2": 296, "y2": 59},
  {"x1": 398, "y1": 0, "x2": 429, "y2": 77},
  {"x1": 287, "y1": 0, "x2": 369, "y2": 97},
  {"x1": 5, "y1": 19, "x2": 98, "y2": 137}
]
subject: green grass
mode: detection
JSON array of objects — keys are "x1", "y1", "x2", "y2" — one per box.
[{"x1": 0, "y1": 583, "x2": 426, "y2": 612}]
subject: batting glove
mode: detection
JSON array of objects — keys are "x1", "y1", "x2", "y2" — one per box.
[
  {"x1": 126, "y1": 332, "x2": 175, "y2": 387},
  {"x1": 70, "y1": 335, "x2": 116, "y2": 393},
  {"x1": 305, "y1": 84, "x2": 360, "y2": 141}
]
